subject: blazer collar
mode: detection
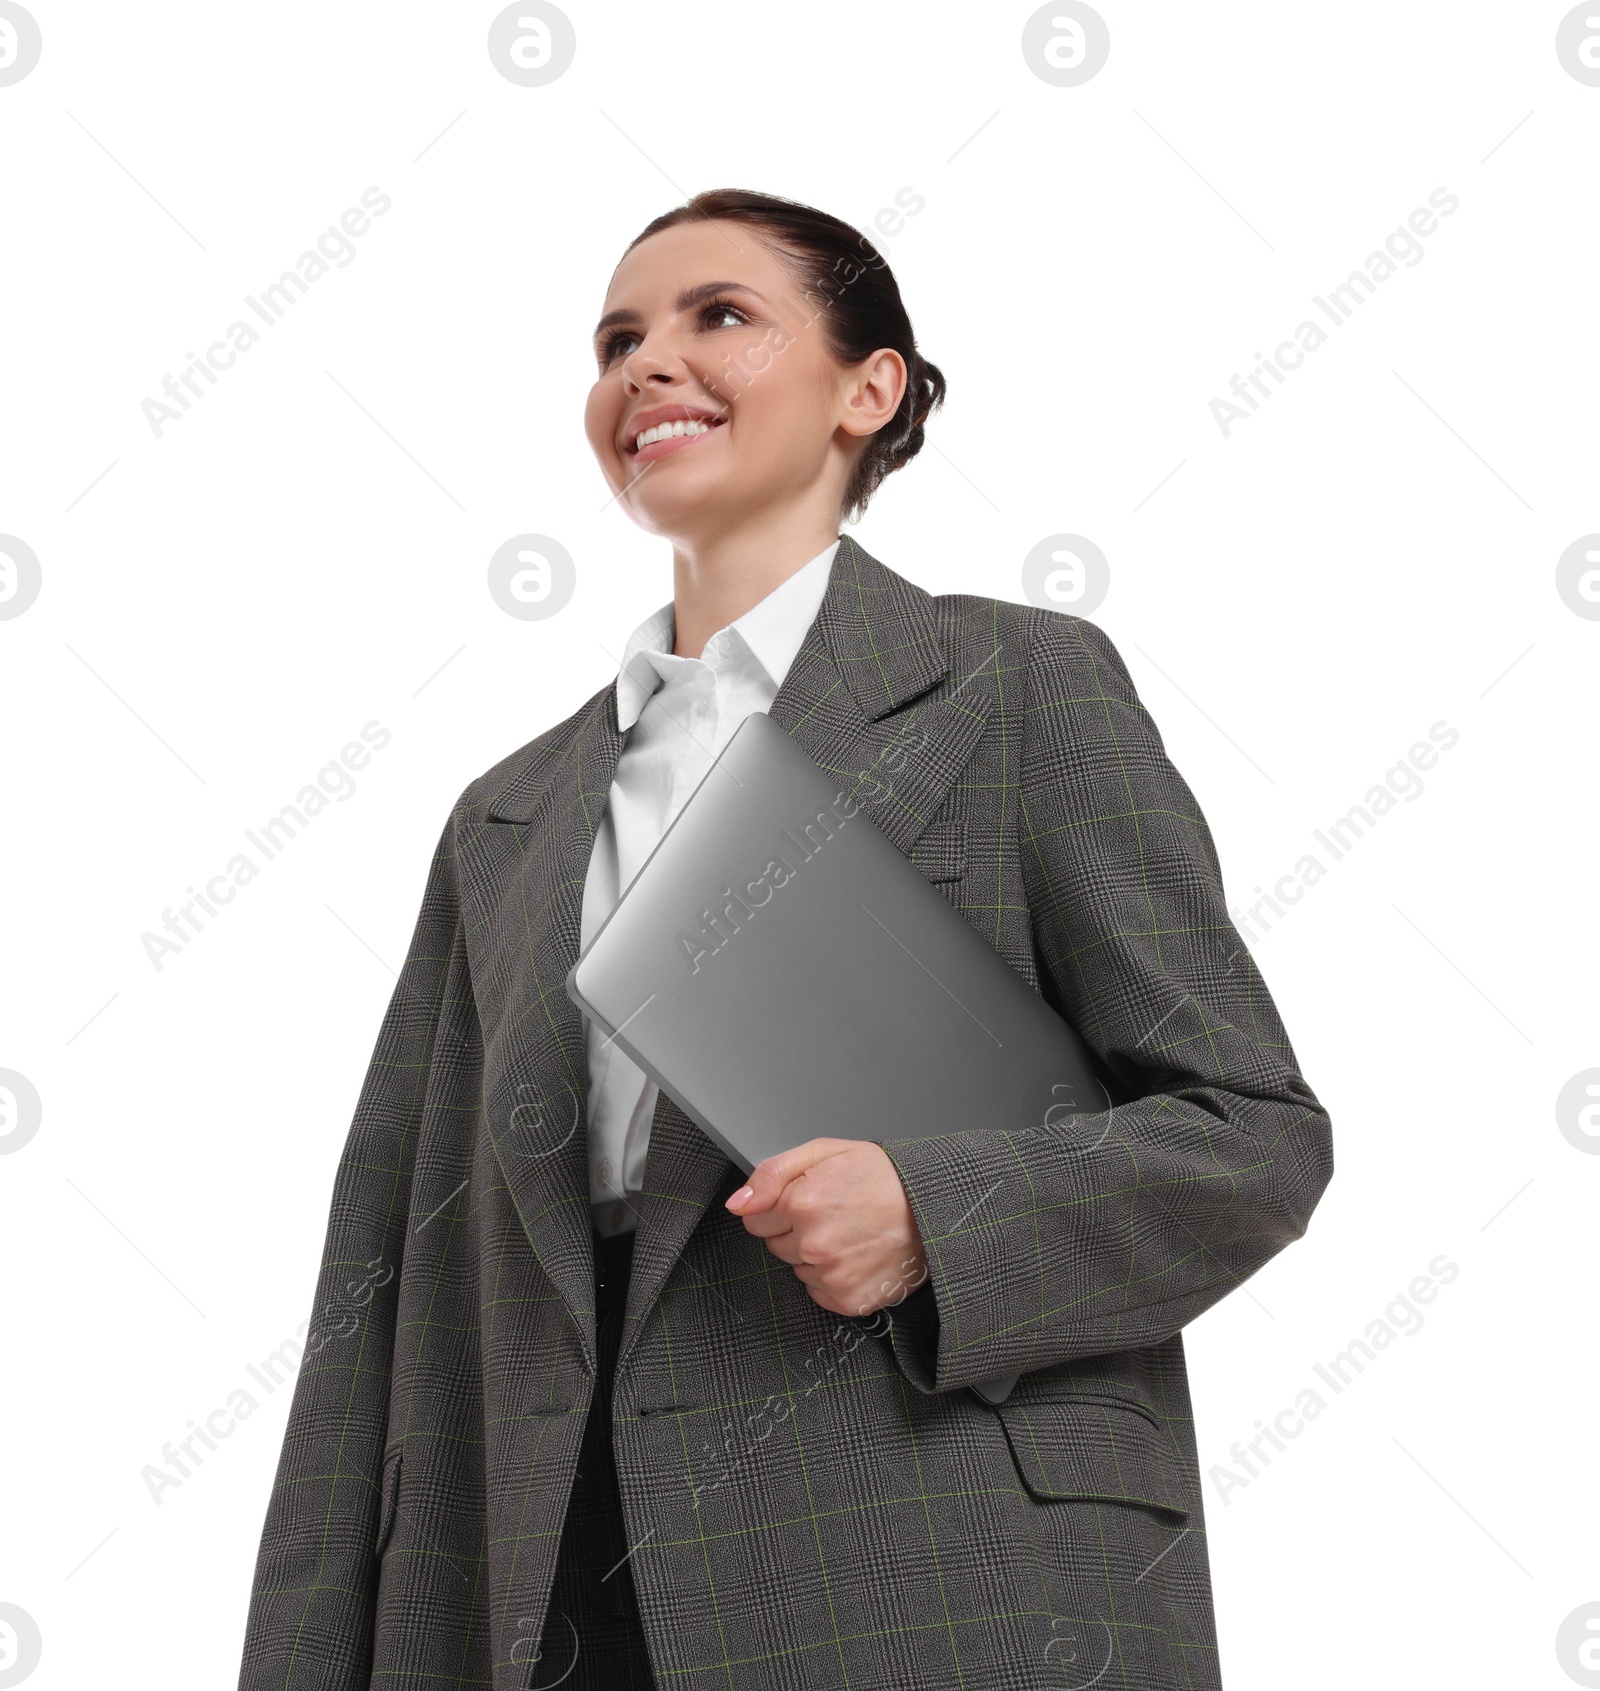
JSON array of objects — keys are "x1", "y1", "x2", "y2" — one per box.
[
  {"x1": 482, "y1": 532, "x2": 950, "y2": 827},
  {"x1": 456, "y1": 533, "x2": 987, "y2": 1379},
  {"x1": 613, "y1": 536, "x2": 839, "y2": 733}
]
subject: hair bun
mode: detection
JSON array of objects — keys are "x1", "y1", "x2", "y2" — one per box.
[{"x1": 894, "y1": 356, "x2": 946, "y2": 465}]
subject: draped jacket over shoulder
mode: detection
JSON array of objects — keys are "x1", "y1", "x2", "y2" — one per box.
[{"x1": 237, "y1": 534, "x2": 1334, "y2": 1691}]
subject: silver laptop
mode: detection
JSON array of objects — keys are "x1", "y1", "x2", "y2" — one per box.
[{"x1": 565, "y1": 711, "x2": 1119, "y2": 1405}]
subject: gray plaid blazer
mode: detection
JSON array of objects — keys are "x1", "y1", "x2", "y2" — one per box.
[{"x1": 237, "y1": 534, "x2": 1333, "y2": 1690}]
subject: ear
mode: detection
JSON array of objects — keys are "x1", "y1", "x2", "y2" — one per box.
[{"x1": 838, "y1": 348, "x2": 908, "y2": 441}]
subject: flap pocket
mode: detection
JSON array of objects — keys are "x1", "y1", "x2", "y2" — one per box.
[
  {"x1": 374, "y1": 1446, "x2": 402, "y2": 1556},
  {"x1": 995, "y1": 1395, "x2": 1190, "y2": 1522},
  {"x1": 908, "y1": 819, "x2": 967, "y2": 885}
]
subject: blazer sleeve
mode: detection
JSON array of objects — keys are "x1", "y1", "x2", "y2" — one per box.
[
  {"x1": 236, "y1": 806, "x2": 470, "y2": 1690},
  {"x1": 878, "y1": 609, "x2": 1334, "y2": 1395}
]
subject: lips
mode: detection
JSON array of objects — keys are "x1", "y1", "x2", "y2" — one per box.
[
  {"x1": 622, "y1": 403, "x2": 728, "y2": 465},
  {"x1": 633, "y1": 421, "x2": 725, "y2": 465}
]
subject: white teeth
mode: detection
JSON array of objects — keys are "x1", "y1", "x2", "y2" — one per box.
[{"x1": 632, "y1": 418, "x2": 716, "y2": 450}]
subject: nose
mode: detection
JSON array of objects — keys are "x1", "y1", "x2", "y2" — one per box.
[{"x1": 620, "y1": 329, "x2": 686, "y2": 392}]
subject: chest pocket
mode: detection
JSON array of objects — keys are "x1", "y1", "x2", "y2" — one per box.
[
  {"x1": 908, "y1": 818, "x2": 967, "y2": 887},
  {"x1": 374, "y1": 1446, "x2": 403, "y2": 1556}
]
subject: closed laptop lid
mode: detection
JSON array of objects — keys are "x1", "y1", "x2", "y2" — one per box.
[{"x1": 566, "y1": 710, "x2": 1113, "y2": 1177}]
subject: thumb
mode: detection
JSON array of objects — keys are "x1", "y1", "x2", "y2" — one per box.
[{"x1": 725, "y1": 1137, "x2": 849, "y2": 1216}]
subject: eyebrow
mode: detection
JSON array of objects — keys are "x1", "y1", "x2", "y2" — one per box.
[{"x1": 592, "y1": 280, "x2": 767, "y2": 346}]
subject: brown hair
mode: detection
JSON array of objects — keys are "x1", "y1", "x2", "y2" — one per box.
[{"x1": 622, "y1": 188, "x2": 946, "y2": 522}]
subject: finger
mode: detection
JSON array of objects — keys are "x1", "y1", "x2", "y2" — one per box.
[
  {"x1": 725, "y1": 1137, "x2": 853, "y2": 1216},
  {"x1": 757, "y1": 1229, "x2": 806, "y2": 1266},
  {"x1": 738, "y1": 1205, "x2": 799, "y2": 1243}
]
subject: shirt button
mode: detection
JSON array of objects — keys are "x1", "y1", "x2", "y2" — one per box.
[{"x1": 598, "y1": 1156, "x2": 613, "y2": 1187}]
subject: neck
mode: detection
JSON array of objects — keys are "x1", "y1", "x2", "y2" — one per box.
[{"x1": 666, "y1": 505, "x2": 841, "y2": 660}]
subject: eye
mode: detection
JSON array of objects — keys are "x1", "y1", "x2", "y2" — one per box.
[
  {"x1": 598, "y1": 328, "x2": 640, "y2": 365},
  {"x1": 596, "y1": 298, "x2": 751, "y2": 366}
]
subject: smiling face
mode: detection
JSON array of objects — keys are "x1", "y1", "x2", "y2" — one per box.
[{"x1": 584, "y1": 219, "x2": 898, "y2": 544}]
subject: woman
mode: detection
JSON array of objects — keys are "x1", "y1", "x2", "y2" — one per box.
[{"x1": 237, "y1": 189, "x2": 1333, "y2": 1691}]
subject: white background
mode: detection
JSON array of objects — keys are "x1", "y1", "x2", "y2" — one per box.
[{"x1": 2, "y1": 3, "x2": 1597, "y2": 1687}]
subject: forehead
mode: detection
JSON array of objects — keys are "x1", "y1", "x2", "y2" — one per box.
[{"x1": 602, "y1": 219, "x2": 798, "y2": 309}]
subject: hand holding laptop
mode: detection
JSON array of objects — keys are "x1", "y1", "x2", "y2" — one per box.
[
  {"x1": 724, "y1": 1136, "x2": 929, "y2": 1318},
  {"x1": 566, "y1": 710, "x2": 1120, "y2": 1406}
]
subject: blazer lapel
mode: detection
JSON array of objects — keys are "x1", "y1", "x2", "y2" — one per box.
[
  {"x1": 457, "y1": 534, "x2": 997, "y2": 1379},
  {"x1": 455, "y1": 689, "x2": 625, "y2": 1374},
  {"x1": 614, "y1": 535, "x2": 995, "y2": 1374}
]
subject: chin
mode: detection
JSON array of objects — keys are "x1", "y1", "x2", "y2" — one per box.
[{"x1": 619, "y1": 463, "x2": 735, "y2": 535}]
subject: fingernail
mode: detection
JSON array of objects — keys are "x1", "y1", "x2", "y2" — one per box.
[{"x1": 728, "y1": 1186, "x2": 754, "y2": 1209}]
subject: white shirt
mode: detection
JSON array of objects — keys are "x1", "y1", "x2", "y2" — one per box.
[{"x1": 580, "y1": 539, "x2": 840, "y2": 1237}]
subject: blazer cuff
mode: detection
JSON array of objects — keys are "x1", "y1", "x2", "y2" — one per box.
[
  {"x1": 882, "y1": 1276, "x2": 941, "y2": 1394},
  {"x1": 878, "y1": 1131, "x2": 1031, "y2": 1393}
]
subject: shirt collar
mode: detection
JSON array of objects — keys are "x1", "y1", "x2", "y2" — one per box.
[{"x1": 614, "y1": 539, "x2": 839, "y2": 731}]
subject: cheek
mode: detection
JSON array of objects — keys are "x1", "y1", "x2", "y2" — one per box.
[
  {"x1": 583, "y1": 383, "x2": 618, "y2": 457},
  {"x1": 739, "y1": 374, "x2": 831, "y2": 471},
  {"x1": 724, "y1": 363, "x2": 802, "y2": 448}
]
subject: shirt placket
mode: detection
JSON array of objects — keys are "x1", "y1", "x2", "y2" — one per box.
[{"x1": 660, "y1": 646, "x2": 725, "y2": 835}]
